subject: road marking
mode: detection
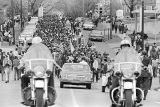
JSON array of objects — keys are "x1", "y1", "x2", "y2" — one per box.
[{"x1": 70, "y1": 89, "x2": 79, "y2": 107}]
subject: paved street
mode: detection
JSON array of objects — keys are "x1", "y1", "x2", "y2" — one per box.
[
  {"x1": 0, "y1": 71, "x2": 160, "y2": 107},
  {"x1": 0, "y1": 24, "x2": 160, "y2": 107}
]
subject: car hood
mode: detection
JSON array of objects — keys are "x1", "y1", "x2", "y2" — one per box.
[
  {"x1": 83, "y1": 23, "x2": 94, "y2": 26},
  {"x1": 90, "y1": 33, "x2": 103, "y2": 37}
]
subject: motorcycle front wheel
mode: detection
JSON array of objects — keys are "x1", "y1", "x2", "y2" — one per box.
[
  {"x1": 35, "y1": 89, "x2": 45, "y2": 107},
  {"x1": 124, "y1": 90, "x2": 133, "y2": 107}
]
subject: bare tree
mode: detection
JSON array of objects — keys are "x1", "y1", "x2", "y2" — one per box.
[{"x1": 123, "y1": 0, "x2": 138, "y2": 17}]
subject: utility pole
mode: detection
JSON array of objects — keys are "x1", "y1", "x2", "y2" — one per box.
[
  {"x1": 110, "y1": 0, "x2": 112, "y2": 39},
  {"x1": 142, "y1": 0, "x2": 144, "y2": 50},
  {"x1": 82, "y1": 0, "x2": 84, "y2": 17},
  {"x1": 11, "y1": 0, "x2": 15, "y2": 44},
  {"x1": 20, "y1": 0, "x2": 23, "y2": 31}
]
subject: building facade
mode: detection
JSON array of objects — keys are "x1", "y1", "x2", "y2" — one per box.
[{"x1": 121, "y1": 0, "x2": 160, "y2": 16}]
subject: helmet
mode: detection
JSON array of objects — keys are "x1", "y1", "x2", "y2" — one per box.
[
  {"x1": 120, "y1": 39, "x2": 131, "y2": 47},
  {"x1": 142, "y1": 51, "x2": 147, "y2": 55},
  {"x1": 32, "y1": 36, "x2": 42, "y2": 44}
]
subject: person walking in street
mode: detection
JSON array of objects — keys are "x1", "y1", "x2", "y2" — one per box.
[
  {"x1": 138, "y1": 51, "x2": 151, "y2": 100},
  {"x1": 0, "y1": 50, "x2": 3, "y2": 81},
  {"x1": 150, "y1": 46, "x2": 158, "y2": 77},
  {"x1": 3, "y1": 55, "x2": 12, "y2": 83},
  {"x1": 93, "y1": 56, "x2": 99, "y2": 82},
  {"x1": 13, "y1": 56, "x2": 20, "y2": 80},
  {"x1": 96, "y1": 54, "x2": 102, "y2": 79}
]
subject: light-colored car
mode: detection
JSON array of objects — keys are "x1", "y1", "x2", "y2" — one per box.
[
  {"x1": 60, "y1": 63, "x2": 93, "y2": 89},
  {"x1": 88, "y1": 30, "x2": 105, "y2": 42},
  {"x1": 83, "y1": 21, "x2": 95, "y2": 30}
]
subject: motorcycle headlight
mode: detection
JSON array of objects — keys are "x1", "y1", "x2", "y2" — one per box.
[
  {"x1": 122, "y1": 69, "x2": 133, "y2": 78},
  {"x1": 34, "y1": 66, "x2": 45, "y2": 77}
]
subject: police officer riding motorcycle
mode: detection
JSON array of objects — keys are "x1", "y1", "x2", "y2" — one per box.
[
  {"x1": 110, "y1": 39, "x2": 144, "y2": 107},
  {"x1": 20, "y1": 36, "x2": 61, "y2": 107}
]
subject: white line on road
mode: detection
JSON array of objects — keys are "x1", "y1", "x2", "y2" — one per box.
[{"x1": 70, "y1": 89, "x2": 79, "y2": 107}]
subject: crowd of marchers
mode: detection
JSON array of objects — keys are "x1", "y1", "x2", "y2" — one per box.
[
  {"x1": 0, "y1": 15, "x2": 112, "y2": 84},
  {"x1": 33, "y1": 15, "x2": 112, "y2": 83}
]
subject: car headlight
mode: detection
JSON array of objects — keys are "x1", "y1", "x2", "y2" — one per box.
[{"x1": 34, "y1": 66, "x2": 45, "y2": 77}]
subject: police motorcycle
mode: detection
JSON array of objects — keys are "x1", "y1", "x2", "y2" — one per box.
[
  {"x1": 111, "y1": 62, "x2": 144, "y2": 107},
  {"x1": 22, "y1": 59, "x2": 56, "y2": 107}
]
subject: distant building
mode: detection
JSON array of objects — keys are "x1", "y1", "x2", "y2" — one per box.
[{"x1": 121, "y1": 0, "x2": 160, "y2": 16}]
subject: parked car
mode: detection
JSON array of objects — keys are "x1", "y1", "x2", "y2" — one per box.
[
  {"x1": 82, "y1": 20, "x2": 95, "y2": 30},
  {"x1": 88, "y1": 30, "x2": 105, "y2": 42},
  {"x1": 60, "y1": 63, "x2": 93, "y2": 89}
]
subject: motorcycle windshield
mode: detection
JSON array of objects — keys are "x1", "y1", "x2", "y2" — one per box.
[
  {"x1": 114, "y1": 47, "x2": 142, "y2": 72},
  {"x1": 114, "y1": 47, "x2": 141, "y2": 63},
  {"x1": 22, "y1": 43, "x2": 53, "y2": 71}
]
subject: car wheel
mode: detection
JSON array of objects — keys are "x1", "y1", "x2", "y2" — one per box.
[
  {"x1": 60, "y1": 82, "x2": 64, "y2": 88},
  {"x1": 86, "y1": 84, "x2": 91, "y2": 89}
]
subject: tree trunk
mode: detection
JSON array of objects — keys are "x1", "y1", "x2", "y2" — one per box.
[{"x1": 130, "y1": 10, "x2": 134, "y2": 18}]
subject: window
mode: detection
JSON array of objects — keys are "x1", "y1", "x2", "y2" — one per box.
[{"x1": 152, "y1": 6, "x2": 156, "y2": 10}]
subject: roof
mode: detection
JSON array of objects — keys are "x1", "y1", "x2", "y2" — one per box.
[{"x1": 132, "y1": 9, "x2": 159, "y2": 14}]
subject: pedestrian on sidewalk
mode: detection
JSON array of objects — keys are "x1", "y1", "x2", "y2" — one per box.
[
  {"x1": 3, "y1": 55, "x2": 12, "y2": 83},
  {"x1": 148, "y1": 63, "x2": 153, "y2": 90},
  {"x1": 131, "y1": 31, "x2": 136, "y2": 47},
  {"x1": 145, "y1": 39, "x2": 149, "y2": 54}
]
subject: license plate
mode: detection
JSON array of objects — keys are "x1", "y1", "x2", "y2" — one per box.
[
  {"x1": 123, "y1": 82, "x2": 133, "y2": 89},
  {"x1": 35, "y1": 80, "x2": 44, "y2": 88}
]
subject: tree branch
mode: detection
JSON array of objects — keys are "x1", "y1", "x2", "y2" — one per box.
[{"x1": 124, "y1": 0, "x2": 131, "y2": 9}]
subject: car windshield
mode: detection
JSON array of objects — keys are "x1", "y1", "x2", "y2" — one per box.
[
  {"x1": 63, "y1": 64, "x2": 89, "y2": 72},
  {"x1": 91, "y1": 30, "x2": 102, "y2": 34},
  {"x1": 84, "y1": 21, "x2": 93, "y2": 24}
]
